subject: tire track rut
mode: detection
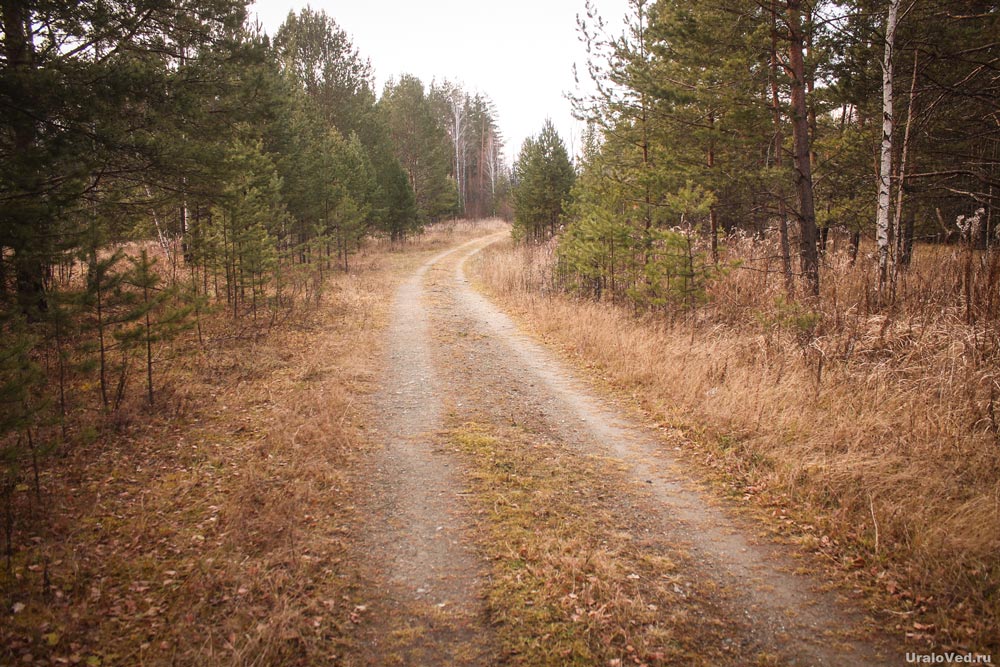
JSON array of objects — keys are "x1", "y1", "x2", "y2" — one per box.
[
  {"x1": 426, "y1": 233, "x2": 894, "y2": 666},
  {"x1": 362, "y1": 240, "x2": 495, "y2": 666},
  {"x1": 362, "y1": 231, "x2": 897, "y2": 666}
]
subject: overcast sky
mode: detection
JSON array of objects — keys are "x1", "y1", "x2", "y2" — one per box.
[{"x1": 248, "y1": 0, "x2": 631, "y2": 162}]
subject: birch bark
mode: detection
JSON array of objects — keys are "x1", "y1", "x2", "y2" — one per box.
[{"x1": 877, "y1": 0, "x2": 901, "y2": 299}]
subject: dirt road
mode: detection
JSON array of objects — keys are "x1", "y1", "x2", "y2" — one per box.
[{"x1": 359, "y1": 231, "x2": 895, "y2": 666}]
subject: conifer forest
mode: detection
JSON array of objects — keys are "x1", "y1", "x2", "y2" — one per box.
[{"x1": 2, "y1": 1, "x2": 998, "y2": 665}]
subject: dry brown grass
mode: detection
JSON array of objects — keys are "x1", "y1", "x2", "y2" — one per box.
[
  {"x1": 0, "y1": 219, "x2": 513, "y2": 666},
  {"x1": 451, "y1": 423, "x2": 741, "y2": 667},
  {"x1": 473, "y1": 234, "x2": 1000, "y2": 657},
  {"x1": 0, "y1": 220, "x2": 509, "y2": 666}
]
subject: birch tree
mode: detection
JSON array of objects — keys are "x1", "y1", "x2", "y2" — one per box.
[
  {"x1": 484, "y1": 124, "x2": 505, "y2": 217},
  {"x1": 876, "y1": 0, "x2": 901, "y2": 299},
  {"x1": 447, "y1": 86, "x2": 468, "y2": 214}
]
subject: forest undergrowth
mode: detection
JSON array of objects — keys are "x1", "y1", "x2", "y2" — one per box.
[
  {"x1": 0, "y1": 221, "x2": 494, "y2": 666},
  {"x1": 473, "y1": 234, "x2": 1000, "y2": 657}
]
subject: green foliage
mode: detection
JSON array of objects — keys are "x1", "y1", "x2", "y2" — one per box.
[
  {"x1": 0, "y1": 0, "x2": 501, "y2": 579},
  {"x1": 814, "y1": 123, "x2": 877, "y2": 234},
  {"x1": 0, "y1": 312, "x2": 45, "y2": 567},
  {"x1": 0, "y1": 0, "x2": 246, "y2": 315},
  {"x1": 569, "y1": 0, "x2": 1000, "y2": 307},
  {"x1": 273, "y1": 7, "x2": 376, "y2": 138},
  {"x1": 0, "y1": 316, "x2": 42, "y2": 439},
  {"x1": 118, "y1": 250, "x2": 194, "y2": 406},
  {"x1": 377, "y1": 157, "x2": 420, "y2": 242},
  {"x1": 557, "y1": 210, "x2": 633, "y2": 299},
  {"x1": 379, "y1": 75, "x2": 458, "y2": 226},
  {"x1": 512, "y1": 121, "x2": 575, "y2": 243},
  {"x1": 209, "y1": 132, "x2": 290, "y2": 316},
  {"x1": 328, "y1": 132, "x2": 377, "y2": 262},
  {"x1": 427, "y1": 82, "x2": 509, "y2": 220},
  {"x1": 559, "y1": 175, "x2": 718, "y2": 311},
  {"x1": 273, "y1": 7, "x2": 419, "y2": 247},
  {"x1": 0, "y1": 0, "x2": 463, "y2": 444}
]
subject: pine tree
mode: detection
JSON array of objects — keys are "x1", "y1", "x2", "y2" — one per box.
[
  {"x1": 378, "y1": 159, "x2": 420, "y2": 242},
  {"x1": 119, "y1": 250, "x2": 193, "y2": 407},
  {"x1": 0, "y1": 0, "x2": 248, "y2": 315},
  {"x1": 512, "y1": 121, "x2": 575, "y2": 243},
  {"x1": 213, "y1": 132, "x2": 288, "y2": 318},
  {"x1": 273, "y1": 7, "x2": 376, "y2": 138},
  {"x1": 379, "y1": 75, "x2": 458, "y2": 224}
]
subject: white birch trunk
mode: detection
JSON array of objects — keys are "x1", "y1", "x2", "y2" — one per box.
[
  {"x1": 876, "y1": 0, "x2": 900, "y2": 296},
  {"x1": 448, "y1": 88, "x2": 467, "y2": 214},
  {"x1": 485, "y1": 131, "x2": 499, "y2": 214}
]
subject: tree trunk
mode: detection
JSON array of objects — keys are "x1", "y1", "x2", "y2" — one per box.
[
  {"x1": 771, "y1": 0, "x2": 794, "y2": 296},
  {"x1": 805, "y1": 5, "x2": 819, "y2": 174},
  {"x1": 144, "y1": 278, "x2": 154, "y2": 407},
  {"x1": 90, "y1": 250, "x2": 109, "y2": 411},
  {"x1": 708, "y1": 113, "x2": 719, "y2": 264},
  {"x1": 901, "y1": 208, "x2": 915, "y2": 267},
  {"x1": 893, "y1": 47, "x2": 919, "y2": 275},
  {"x1": 636, "y1": 0, "x2": 654, "y2": 276},
  {"x1": 876, "y1": 0, "x2": 901, "y2": 300},
  {"x1": 449, "y1": 89, "x2": 467, "y2": 215},
  {"x1": 4, "y1": 0, "x2": 48, "y2": 316},
  {"x1": 849, "y1": 230, "x2": 861, "y2": 265},
  {"x1": 786, "y1": 0, "x2": 820, "y2": 296}
]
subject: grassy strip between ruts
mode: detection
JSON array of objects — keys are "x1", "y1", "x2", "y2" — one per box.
[{"x1": 448, "y1": 422, "x2": 772, "y2": 667}]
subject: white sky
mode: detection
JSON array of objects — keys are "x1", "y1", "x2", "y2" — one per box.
[{"x1": 248, "y1": 0, "x2": 631, "y2": 162}]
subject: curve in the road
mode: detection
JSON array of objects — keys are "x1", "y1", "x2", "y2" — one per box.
[
  {"x1": 362, "y1": 230, "x2": 896, "y2": 666},
  {"x1": 443, "y1": 233, "x2": 892, "y2": 667}
]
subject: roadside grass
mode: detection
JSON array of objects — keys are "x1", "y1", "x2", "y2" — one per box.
[
  {"x1": 450, "y1": 423, "x2": 754, "y2": 667},
  {"x1": 472, "y1": 236, "x2": 1000, "y2": 657},
  {"x1": 0, "y1": 220, "x2": 501, "y2": 667},
  {"x1": 1, "y1": 256, "x2": 388, "y2": 666}
]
